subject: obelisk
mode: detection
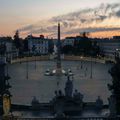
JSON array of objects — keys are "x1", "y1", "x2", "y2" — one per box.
[{"x1": 56, "y1": 23, "x2": 62, "y2": 75}]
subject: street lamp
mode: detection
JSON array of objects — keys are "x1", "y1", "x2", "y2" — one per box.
[
  {"x1": 32, "y1": 45, "x2": 37, "y2": 70},
  {"x1": 116, "y1": 49, "x2": 120, "y2": 57},
  {"x1": 80, "y1": 56, "x2": 83, "y2": 69},
  {"x1": 115, "y1": 48, "x2": 120, "y2": 63},
  {"x1": 90, "y1": 54, "x2": 92, "y2": 79},
  {"x1": 26, "y1": 49, "x2": 29, "y2": 80},
  {"x1": 90, "y1": 42, "x2": 94, "y2": 79}
]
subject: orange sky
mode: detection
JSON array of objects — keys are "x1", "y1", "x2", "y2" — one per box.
[
  {"x1": 90, "y1": 30, "x2": 120, "y2": 38},
  {"x1": 25, "y1": 31, "x2": 120, "y2": 40},
  {"x1": 0, "y1": 0, "x2": 120, "y2": 39},
  {"x1": 1, "y1": 24, "x2": 120, "y2": 39}
]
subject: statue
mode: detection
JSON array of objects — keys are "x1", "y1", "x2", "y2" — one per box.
[
  {"x1": 54, "y1": 90, "x2": 58, "y2": 97},
  {"x1": 53, "y1": 90, "x2": 65, "y2": 118},
  {"x1": 95, "y1": 96, "x2": 103, "y2": 111},
  {"x1": 53, "y1": 90, "x2": 64, "y2": 101},
  {"x1": 58, "y1": 90, "x2": 64, "y2": 97},
  {"x1": 73, "y1": 89, "x2": 83, "y2": 102},
  {"x1": 64, "y1": 76, "x2": 73, "y2": 97}
]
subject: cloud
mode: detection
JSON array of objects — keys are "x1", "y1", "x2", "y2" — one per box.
[
  {"x1": 116, "y1": 10, "x2": 120, "y2": 17},
  {"x1": 19, "y1": 2, "x2": 120, "y2": 37},
  {"x1": 19, "y1": 24, "x2": 34, "y2": 32}
]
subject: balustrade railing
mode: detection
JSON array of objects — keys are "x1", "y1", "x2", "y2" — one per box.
[{"x1": 4, "y1": 116, "x2": 120, "y2": 120}]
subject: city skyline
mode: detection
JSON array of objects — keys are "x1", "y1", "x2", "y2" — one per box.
[{"x1": 0, "y1": 0, "x2": 120, "y2": 38}]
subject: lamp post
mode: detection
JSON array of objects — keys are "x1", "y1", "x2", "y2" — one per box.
[
  {"x1": 90, "y1": 42, "x2": 94, "y2": 79},
  {"x1": 32, "y1": 45, "x2": 37, "y2": 70},
  {"x1": 26, "y1": 49, "x2": 29, "y2": 80},
  {"x1": 35, "y1": 55, "x2": 36, "y2": 70},
  {"x1": 116, "y1": 49, "x2": 120, "y2": 58},
  {"x1": 90, "y1": 55, "x2": 92, "y2": 79},
  {"x1": 80, "y1": 56, "x2": 83, "y2": 69}
]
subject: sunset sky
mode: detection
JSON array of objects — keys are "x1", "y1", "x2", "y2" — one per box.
[{"x1": 0, "y1": 0, "x2": 120, "y2": 38}]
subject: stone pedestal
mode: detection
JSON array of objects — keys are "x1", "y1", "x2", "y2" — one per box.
[{"x1": 56, "y1": 68, "x2": 62, "y2": 76}]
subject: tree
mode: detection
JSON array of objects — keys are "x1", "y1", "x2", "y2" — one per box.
[
  {"x1": 48, "y1": 40, "x2": 54, "y2": 54},
  {"x1": 62, "y1": 45, "x2": 73, "y2": 54},
  {"x1": 13, "y1": 30, "x2": 23, "y2": 56},
  {"x1": 80, "y1": 32, "x2": 90, "y2": 38},
  {"x1": 14, "y1": 30, "x2": 21, "y2": 49},
  {"x1": 23, "y1": 39, "x2": 28, "y2": 52},
  {"x1": 74, "y1": 36, "x2": 92, "y2": 56},
  {"x1": 108, "y1": 54, "x2": 120, "y2": 115},
  {"x1": 91, "y1": 41, "x2": 100, "y2": 57},
  {"x1": 0, "y1": 44, "x2": 6, "y2": 55}
]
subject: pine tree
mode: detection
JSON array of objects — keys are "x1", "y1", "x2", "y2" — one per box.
[
  {"x1": 14, "y1": 30, "x2": 21, "y2": 49},
  {"x1": 14, "y1": 30, "x2": 23, "y2": 56}
]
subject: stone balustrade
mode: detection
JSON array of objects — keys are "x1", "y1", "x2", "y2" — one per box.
[
  {"x1": 11, "y1": 56, "x2": 50, "y2": 64},
  {"x1": 3, "y1": 116, "x2": 120, "y2": 120}
]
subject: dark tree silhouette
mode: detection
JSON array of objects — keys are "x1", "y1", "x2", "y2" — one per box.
[
  {"x1": 80, "y1": 32, "x2": 89, "y2": 38},
  {"x1": 48, "y1": 40, "x2": 54, "y2": 54},
  {"x1": 0, "y1": 44, "x2": 6, "y2": 55},
  {"x1": 74, "y1": 36, "x2": 92, "y2": 55},
  {"x1": 13, "y1": 30, "x2": 23, "y2": 56},
  {"x1": 23, "y1": 39, "x2": 28, "y2": 52},
  {"x1": 108, "y1": 54, "x2": 120, "y2": 115},
  {"x1": 14, "y1": 30, "x2": 21, "y2": 49},
  {"x1": 62, "y1": 45, "x2": 73, "y2": 54},
  {"x1": 91, "y1": 41, "x2": 100, "y2": 57}
]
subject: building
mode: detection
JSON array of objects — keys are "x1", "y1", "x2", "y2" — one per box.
[
  {"x1": 92, "y1": 36, "x2": 120, "y2": 58},
  {"x1": 0, "y1": 37, "x2": 18, "y2": 61},
  {"x1": 27, "y1": 35, "x2": 49, "y2": 55},
  {"x1": 63, "y1": 37, "x2": 75, "y2": 47}
]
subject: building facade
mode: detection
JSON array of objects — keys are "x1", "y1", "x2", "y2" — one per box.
[
  {"x1": 27, "y1": 35, "x2": 49, "y2": 55},
  {"x1": 92, "y1": 36, "x2": 120, "y2": 58},
  {"x1": 0, "y1": 37, "x2": 18, "y2": 61},
  {"x1": 63, "y1": 37, "x2": 75, "y2": 47}
]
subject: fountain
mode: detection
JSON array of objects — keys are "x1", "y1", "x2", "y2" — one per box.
[{"x1": 45, "y1": 23, "x2": 73, "y2": 76}]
